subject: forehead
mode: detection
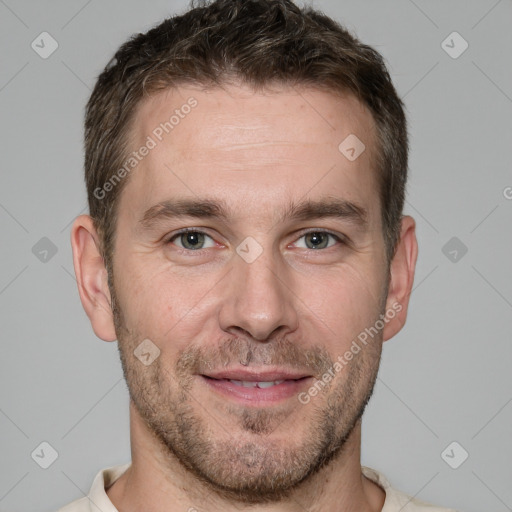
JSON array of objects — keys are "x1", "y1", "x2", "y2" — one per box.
[{"x1": 120, "y1": 82, "x2": 380, "y2": 226}]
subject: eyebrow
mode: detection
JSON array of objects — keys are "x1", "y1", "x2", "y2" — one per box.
[{"x1": 139, "y1": 196, "x2": 368, "y2": 230}]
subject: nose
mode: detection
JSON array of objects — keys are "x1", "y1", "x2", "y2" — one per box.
[{"x1": 218, "y1": 247, "x2": 299, "y2": 342}]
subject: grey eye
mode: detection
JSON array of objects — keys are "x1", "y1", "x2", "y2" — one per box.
[{"x1": 170, "y1": 231, "x2": 216, "y2": 250}]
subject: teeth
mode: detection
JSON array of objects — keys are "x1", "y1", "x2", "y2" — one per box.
[
  {"x1": 256, "y1": 380, "x2": 283, "y2": 388},
  {"x1": 229, "y1": 380, "x2": 285, "y2": 388},
  {"x1": 229, "y1": 380, "x2": 257, "y2": 387}
]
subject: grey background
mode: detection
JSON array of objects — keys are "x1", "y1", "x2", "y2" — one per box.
[{"x1": 0, "y1": 0, "x2": 511, "y2": 511}]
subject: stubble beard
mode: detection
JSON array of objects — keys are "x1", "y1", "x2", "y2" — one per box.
[{"x1": 110, "y1": 281, "x2": 383, "y2": 504}]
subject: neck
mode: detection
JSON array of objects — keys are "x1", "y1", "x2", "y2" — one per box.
[{"x1": 107, "y1": 402, "x2": 385, "y2": 512}]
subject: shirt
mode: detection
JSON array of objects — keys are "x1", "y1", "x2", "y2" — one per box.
[{"x1": 56, "y1": 463, "x2": 457, "y2": 511}]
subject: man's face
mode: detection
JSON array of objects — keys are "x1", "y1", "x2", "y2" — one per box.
[{"x1": 110, "y1": 83, "x2": 390, "y2": 502}]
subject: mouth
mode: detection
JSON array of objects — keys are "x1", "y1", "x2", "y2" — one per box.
[{"x1": 199, "y1": 369, "x2": 313, "y2": 405}]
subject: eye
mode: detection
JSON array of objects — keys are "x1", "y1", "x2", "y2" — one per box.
[
  {"x1": 293, "y1": 230, "x2": 343, "y2": 250},
  {"x1": 167, "y1": 229, "x2": 216, "y2": 250},
  {"x1": 165, "y1": 229, "x2": 344, "y2": 252}
]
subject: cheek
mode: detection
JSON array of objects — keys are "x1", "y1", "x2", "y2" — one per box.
[
  {"x1": 113, "y1": 254, "x2": 220, "y2": 350},
  {"x1": 112, "y1": 252, "x2": 164, "y2": 333},
  {"x1": 297, "y1": 263, "x2": 385, "y2": 345}
]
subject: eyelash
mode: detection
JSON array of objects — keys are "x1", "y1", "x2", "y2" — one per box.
[{"x1": 165, "y1": 228, "x2": 345, "y2": 254}]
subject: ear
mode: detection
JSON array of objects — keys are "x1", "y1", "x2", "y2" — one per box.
[
  {"x1": 382, "y1": 215, "x2": 418, "y2": 342},
  {"x1": 70, "y1": 214, "x2": 117, "y2": 342}
]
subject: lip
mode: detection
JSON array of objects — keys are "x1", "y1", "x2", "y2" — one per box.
[
  {"x1": 203, "y1": 368, "x2": 311, "y2": 382},
  {"x1": 200, "y1": 368, "x2": 313, "y2": 405}
]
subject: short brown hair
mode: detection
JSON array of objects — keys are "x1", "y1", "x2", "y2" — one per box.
[{"x1": 84, "y1": 0, "x2": 408, "y2": 272}]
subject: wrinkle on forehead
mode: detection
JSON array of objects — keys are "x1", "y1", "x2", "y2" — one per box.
[
  {"x1": 132, "y1": 83, "x2": 377, "y2": 153},
  {"x1": 121, "y1": 83, "x2": 381, "y2": 232}
]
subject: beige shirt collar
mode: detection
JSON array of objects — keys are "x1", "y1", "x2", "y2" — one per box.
[{"x1": 58, "y1": 463, "x2": 456, "y2": 512}]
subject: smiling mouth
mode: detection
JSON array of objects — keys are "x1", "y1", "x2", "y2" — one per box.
[
  {"x1": 200, "y1": 374, "x2": 312, "y2": 404},
  {"x1": 203, "y1": 375, "x2": 309, "y2": 387},
  {"x1": 227, "y1": 379, "x2": 286, "y2": 388}
]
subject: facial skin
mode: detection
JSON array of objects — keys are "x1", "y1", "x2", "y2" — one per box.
[{"x1": 71, "y1": 82, "x2": 417, "y2": 512}]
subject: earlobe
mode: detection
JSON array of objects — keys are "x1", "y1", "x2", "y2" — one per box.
[
  {"x1": 70, "y1": 215, "x2": 117, "y2": 342},
  {"x1": 382, "y1": 215, "x2": 418, "y2": 342}
]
